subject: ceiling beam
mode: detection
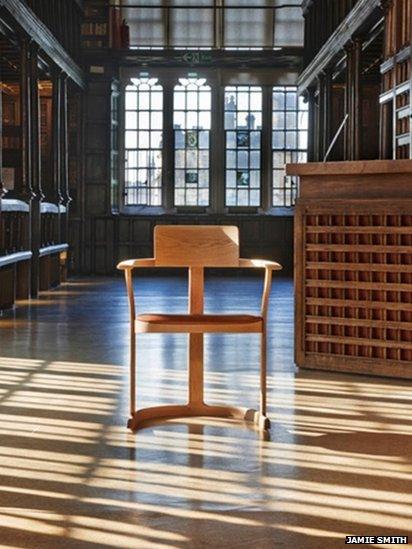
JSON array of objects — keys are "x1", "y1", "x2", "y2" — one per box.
[
  {"x1": 297, "y1": 0, "x2": 383, "y2": 93},
  {"x1": 87, "y1": 47, "x2": 303, "y2": 70},
  {"x1": 0, "y1": 0, "x2": 85, "y2": 88}
]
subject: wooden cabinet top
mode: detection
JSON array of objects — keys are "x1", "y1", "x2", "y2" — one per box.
[
  {"x1": 286, "y1": 159, "x2": 412, "y2": 176},
  {"x1": 286, "y1": 160, "x2": 412, "y2": 200}
]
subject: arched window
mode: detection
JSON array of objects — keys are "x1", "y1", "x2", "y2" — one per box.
[
  {"x1": 174, "y1": 75, "x2": 211, "y2": 206},
  {"x1": 124, "y1": 75, "x2": 163, "y2": 206},
  {"x1": 224, "y1": 86, "x2": 262, "y2": 207}
]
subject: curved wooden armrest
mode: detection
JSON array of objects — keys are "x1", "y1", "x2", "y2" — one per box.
[
  {"x1": 239, "y1": 258, "x2": 282, "y2": 271},
  {"x1": 117, "y1": 258, "x2": 156, "y2": 270}
]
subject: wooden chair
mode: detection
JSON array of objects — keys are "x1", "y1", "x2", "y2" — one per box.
[{"x1": 117, "y1": 225, "x2": 282, "y2": 432}]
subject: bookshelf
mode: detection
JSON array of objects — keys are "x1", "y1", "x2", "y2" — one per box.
[
  {"x1": 81, "y1": 2, "x2": 110, "y2": 50},
  {"x1": 380, "y1": 0, "x2": 411, "y2": 159}
]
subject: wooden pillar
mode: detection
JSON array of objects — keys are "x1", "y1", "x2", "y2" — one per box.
[
  {"x1": 344, "y1": 42, "x2": 353, "y2": 160},
  {"x1": 19, "y1": 37, "x2": 34, "y2": 203},
  {"x1": 60, "y1": 74, "x2": 70, "y2": 244},
  {"x1": 306, "y1": 87, "x2": 316, "y2": 162},
  {"x1": 0, "y1": 76, "x2": 3, "y2": 201},
  {"x1": 352, "y1": 37, "x2": 363, "y2": 160},
  {"x1": 51, "y1": 69, "x2": 63, "y2": 208},
  {"x1": 344, "y1": 37, "x2": 363, "y2": 160},
  {"x1": 315, "y1": 73, "x2": 325, "y2": 161},
  {"x1": 322, "y1": 69, "x2": 333, "y2": 159},
  {"x1": 29, "y1": 42, "x2": 41, "y2": 298}
]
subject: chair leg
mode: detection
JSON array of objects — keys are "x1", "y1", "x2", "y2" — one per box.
[
  {"x1": 127, "y1": 327, "x2": 270, "y2": 433},
  {"x1": 130, "y1": 330, "x2": 136, "y2": 417},
  {"x1": 260, "y1": 327, "x2": 267, "y2": 417}
]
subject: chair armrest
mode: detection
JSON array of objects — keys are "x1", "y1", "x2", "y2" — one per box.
[
  {"x1": 117, "y1": 258, "x2": 156, "y2": 270},
  {"x1": 239, "y1": 258, "x2": 282, "y2": 271}
]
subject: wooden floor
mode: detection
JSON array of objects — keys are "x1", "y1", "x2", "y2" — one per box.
[{"x1": 0, "y1": 275, "x2": 411, "y2": 548}]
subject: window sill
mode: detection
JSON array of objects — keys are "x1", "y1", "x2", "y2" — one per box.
[{"x1": 117, "y1": 205, "x2": 294, "y2": 217}]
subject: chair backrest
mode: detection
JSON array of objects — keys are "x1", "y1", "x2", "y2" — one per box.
[{"x1": 154, "y1": 225, "x2": 239, "y2": 267}]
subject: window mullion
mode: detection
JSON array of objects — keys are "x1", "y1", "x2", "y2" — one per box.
[
  {"x1": 119, "y1": 81, "x2": 126, "y2": 213},
  {"x1": 162, "y1": 80, "x2": 174, "y2": 211},
  {"x1": 261, "y1": 86, "x2": 272, "y2": 212},
  {"x1": 210, "y1": 82, "x2": 225, "y2": 213}
]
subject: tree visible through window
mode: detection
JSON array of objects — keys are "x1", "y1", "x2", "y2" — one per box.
[{"x1": 124, "y1": 75, "x2": 163, "y2": 206}]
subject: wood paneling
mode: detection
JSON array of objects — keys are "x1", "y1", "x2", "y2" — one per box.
[{"x1": 76, "y1": 214, "x2": 294, "y2": 276}]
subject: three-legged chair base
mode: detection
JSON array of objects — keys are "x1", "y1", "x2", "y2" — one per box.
[{"x1": 127, "y1": 403, "x2": 270, "y2": 432}]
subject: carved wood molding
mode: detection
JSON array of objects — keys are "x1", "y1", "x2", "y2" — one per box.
[
  {"x1": 0, "y1": 0, "x2": 85, "y2": 88},
  {"x1": 298, "y1": 0, "x2": 383, "y2": 93}
]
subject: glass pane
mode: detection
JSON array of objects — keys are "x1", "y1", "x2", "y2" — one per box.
[
  {"x1": 273, "y1": 91, "x2": 285, "y2": 110},
  {"x1": 226, "y1": 151, "x2": 236, "y2": 169},
  {"x1": 125, "y1": 91, "x2": 137, "y2": 110},
  {"x1": 286, "y1": 112, "x2": 296, "y2": 129},
  {"x1": 125, "y1": 131, "x2": 137, "y2": 149},
  {"x1": 175, "y1": 150, "x2": 185, "y2": 168},
  {"x1": 174, "y1": 91, "x2": 185, "y2": 110},
  {"x1": 140, "y1": 92, "x2": 149, "y2": 110},
  {"x1": 151, "y1": 111, "x2": 163, "y2": 130},
  {"x1": 125, "y1": 112, "x2": 137, "y2": 129},
  {"x1": 273, "y1": 111, "x2": 284, "y2": 129},
  {"x1": 151, "y1": 92, "x2": 163, "y2": 110},
  {"x1": 139, "y1": 112, "x2": 149, "y2": 129},
  {"x1": 286, "y1": 91, "x2": 297, "y2": 110},
  {"x1": 273, "y1": 131, "x2": 284, "y2": 149},
  {"x1": 286, "y1": 132, "x2": 297, "y2": 149}
]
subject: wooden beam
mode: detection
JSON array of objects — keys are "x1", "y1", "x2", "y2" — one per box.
[
  {"x1": 51, "y1": 70, "x2": 62, "y2": 207},
  {"x1": 60, "y1": 74, "x2": 70, "y2": 244},
  {"x1": 29, "y1": 43, "x2": 41, "y2": 298},
  {"x1": 298, "y1": 0, "x2": 383, "y2": 93},
  {"x1": 99, "y1": 48, "x2": 303, "y2": 70},
  {"x1": 0, "y1": 0, "x2": 85, "y2": 88}
]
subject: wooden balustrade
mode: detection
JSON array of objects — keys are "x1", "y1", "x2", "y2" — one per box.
[{"x1": 0, "y1": 4, "x2": 78, "y2": 311}]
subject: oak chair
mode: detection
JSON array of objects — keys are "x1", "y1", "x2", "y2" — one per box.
[{"x1": 117, "y1": 225, "x2": 282, "y2": 432}]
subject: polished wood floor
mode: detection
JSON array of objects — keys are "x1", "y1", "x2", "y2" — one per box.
[{"x1": 0, "y1": 275, "x2": 411, "y2": 548}]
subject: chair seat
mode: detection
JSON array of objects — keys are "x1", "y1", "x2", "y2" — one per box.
[{"x1": 135, "y1": 313, "x2": 263, "y2": 333}]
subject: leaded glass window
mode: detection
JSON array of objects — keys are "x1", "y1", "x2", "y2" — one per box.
[
  {"x1": 124, "y1": 75, "x2": 163, "y2": 206},
  {"x1": 224, "y1": 86, "x2": 262, "y2": 207},
  {"x1": 174, "y1": 76, "x2": 211, "y2": 206},
  {"x1": 272, "y1": 86, "x2": 308, "y2": 206}
]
